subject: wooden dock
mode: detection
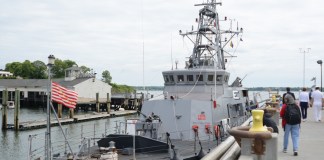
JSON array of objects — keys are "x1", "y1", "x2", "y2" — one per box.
[{"x1": 6, "y1": 110, "x2": 137, "y2": 130}]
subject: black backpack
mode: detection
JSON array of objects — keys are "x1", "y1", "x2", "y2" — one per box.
[{"x1": 285, "y1": 104, "x2": 301, "y2": 125}]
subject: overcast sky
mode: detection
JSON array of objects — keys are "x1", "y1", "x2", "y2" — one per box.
[{"x1": 1, "y1": 0, "x2": 323, "y2": 88}]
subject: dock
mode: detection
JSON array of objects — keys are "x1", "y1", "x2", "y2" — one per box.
[
  {"x1": 6, "y1": 110, "x2": 137, "y2": 130},
  {"x1": 277, "y1": 107, "x2": 324, "y2": 160}
]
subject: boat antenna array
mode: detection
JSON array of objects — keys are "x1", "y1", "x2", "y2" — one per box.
[{"x1": 179, "y1": 0, "x2": 243, "y2": 70}]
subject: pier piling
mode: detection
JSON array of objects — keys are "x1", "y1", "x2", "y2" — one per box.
[
  {"x1": 58, "y1": 104, "x2": 62, "y2": 118},
  {"x1": 2, "y1": 89, "x2": 8, "y2": 130},
  {"x1": 14, "y1": 89, "x2": 20, "y2": 130},
  {"x1": 107, "y1": 93, "x2": 111, "y2": 114},
  {"x1": 69, "y1": 108, "x2": 74, "y2": 118},
  {"x1": 96, "y1": 93, "x2": 99, "y2": 112}
]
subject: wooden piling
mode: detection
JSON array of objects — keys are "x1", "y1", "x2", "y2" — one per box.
[
  {"x1": 134, "y1": 91, "x2": 138, "y2": 110},
  {"x1": 69, "y1": 108, "x2": 74, "y2": 118},
  {"x1": 2, "y1": 89, "x2": 8, "y2": 130},
  {"x1": 107, "y1": 93, "x2": 111, "y2": 114},
  {"x1": 14, "y1": 89, "x2": 20, "y2": 131},
  {"x1": 58, "y1": 104, "x2": 62, "y2": 118},
  {"x1": 96, "y1": 93, "x2": 99, "y2": 112}
]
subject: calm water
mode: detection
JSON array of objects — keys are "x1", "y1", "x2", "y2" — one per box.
[
  {"x1": 0, "y1": 90, "x2": 299, "y2": 160},
  {"x1": 0, "y1": 107, "x2": 138, "y2": 160}
]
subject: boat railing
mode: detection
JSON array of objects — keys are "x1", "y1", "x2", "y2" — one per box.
[{"x1": 28, "y1": 120, "x2": 120, "y2": 160}]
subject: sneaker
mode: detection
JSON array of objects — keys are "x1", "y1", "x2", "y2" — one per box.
[
  {"x1": 302, "y1": 119, "x2": 306, "y2": 122},
  {"x1": 283, "y1": 149, "x2": 287, "y2": 153},
  {"x1": 294, "y1": 151, "x2": 298, "y2": 156}
]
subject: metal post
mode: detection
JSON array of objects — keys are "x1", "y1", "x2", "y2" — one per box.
[
  {"x1": 28, "y1": 135, "x2": 33, "y2": 160},
  {"x1": 65, "y1": 128, "x2": 68, "y2": 154},
  {"x1": 81, "y1": 125, "x2": 83, "y2": 144},
  {"x1": 46, "y1": 54, "x2": 55, "y2": 160},
  {"x1": 105, "y1": 121, "x2": 107, "y2": 136},
  {"x1": 321, "y1": 63, "x2": 323, "y2": 92},
  {"x1": 133, "y1": 134, "x2": 136, "y2": 160},
  {"x1": 46, "y1": 65, "x2": 52, "y2": 160},
  {"x1": 300, "y1": 48, "x2": 311, "y2": 87},
  {"x1": 93, "y1": 124, "x2": 96, "y2": 146},
  {"x1": 317, "y1": 60, "x2": 323, "y2": 92}
]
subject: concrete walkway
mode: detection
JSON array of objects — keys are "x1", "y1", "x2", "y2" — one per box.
[{"x1": 277, "y1": 107, "x2": 324, "y2": 160}]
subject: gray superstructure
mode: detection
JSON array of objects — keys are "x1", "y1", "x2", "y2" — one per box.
[{"x1": 99, "y1": 1, "x2": 251, "y2": 159}]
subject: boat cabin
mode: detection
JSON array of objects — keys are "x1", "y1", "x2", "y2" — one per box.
[{"x1": 162, "y1": 70, "x2": 230, "y2": 86}]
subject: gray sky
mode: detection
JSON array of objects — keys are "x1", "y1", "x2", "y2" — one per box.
[{"x1": 1, "y1": 0, "x2": 323, "y2": 88}]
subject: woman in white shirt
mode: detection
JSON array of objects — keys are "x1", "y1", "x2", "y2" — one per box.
[{"x1": 299, "y1": 87, "x2": 310, "y2": 121}]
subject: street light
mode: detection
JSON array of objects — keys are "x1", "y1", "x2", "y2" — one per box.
[
  {"x1": 317, "y1": 60, "x2": 323, "y2": 92},
  {"x1": 46, "y1": 54, "x2": 55, "y2": 160},
  {"x1": 300, "y1": 48, "x2": 311, "y2": 87}
]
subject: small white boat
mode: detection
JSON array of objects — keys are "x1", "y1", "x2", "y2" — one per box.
[{"x1": 7, "y1": 101, "x2": 15, "y2": 109}]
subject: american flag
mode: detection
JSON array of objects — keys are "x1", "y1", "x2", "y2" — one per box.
[{"x1": 51, "y1": 82, "x2": 78, "y2": 108}]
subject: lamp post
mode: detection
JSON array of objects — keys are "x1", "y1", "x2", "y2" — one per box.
[
  {"x1": 46, "y1": 55, "x2": 55, "y2": 160},
  {"x1": 300, "y1": 48, "x2": 311, "y2": 87},
  {"x1": 317, "y1": 60, "x2": 323, "y2": 92}
]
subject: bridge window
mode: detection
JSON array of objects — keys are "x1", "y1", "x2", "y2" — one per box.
[
  {"x1": 187, "y1": 75, "x2": 194, "y2": 81},
  {"x1": 216, "y1": 75, "x2": 223, "y2": 82},
  {"x1": 164, "y1": 75, "x2": 169, "y2": 82},
  {"x1": 177, "y1": 75, "x2": 184, "y2": 82},
  {"x1": 196, "y1": 75, "x2": 203, "y2": 81},
  {"x1": 224, "y1": 75, "x2": 229, "y2": 82},
  {"x1": 208, "y1": 75, "x2": 214, "y2": 81},
  {"x1": 169, "y1": 75, "x2": 174, "y2": 82}
]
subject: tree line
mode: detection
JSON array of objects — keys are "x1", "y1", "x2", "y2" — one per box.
[{"x1": 2, "y1": 59, "x2": 134, "y2": 93}]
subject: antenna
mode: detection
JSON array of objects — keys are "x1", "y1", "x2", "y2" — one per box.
[{"x1": 171, "y1": 33, "x2": 174, "y2": 70}]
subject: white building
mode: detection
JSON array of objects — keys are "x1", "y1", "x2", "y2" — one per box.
[
  {"x1": 0, "y1": 70, "x2": 13, "y2": 77},
  {"x1": 0, "y1": 66, "x2": 111, "y2": 103}
]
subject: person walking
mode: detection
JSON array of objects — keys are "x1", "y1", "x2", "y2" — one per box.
[
  {"x1": 280, "y1": 94, "x2": 301, "y2": 156},
  {"x1": 282, "y1": 87, "x2": 295, "y2": 105},
  {"x1": 299, "y1": 87, "x2": 310, "y2": 121},
  {"x1": 310, "y1": 87, "x2": 324, "y2": 122}
]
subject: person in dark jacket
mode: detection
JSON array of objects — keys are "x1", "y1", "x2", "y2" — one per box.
[
  {"x1": 282, "y1": 87, "x2": 295, "y2": 104},
  {"x1": 263, "y1": 110, "x2": 279, "y2": 133}
]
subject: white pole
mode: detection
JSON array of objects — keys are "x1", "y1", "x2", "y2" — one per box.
[{"x1": 300, "y1": 48, "x2": 311, "y2": 87}]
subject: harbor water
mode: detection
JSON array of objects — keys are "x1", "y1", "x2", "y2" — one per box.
[{"x1": 0, "y1": 90, "x2": 298, "y2": 159}]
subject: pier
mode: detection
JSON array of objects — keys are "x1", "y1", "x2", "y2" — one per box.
[
  {"x1": 277, "y1": 107, "x2": 324, "y2": 160},
  {"x1": 6, "y1": 110, "x2": 137, "y2": 130}
]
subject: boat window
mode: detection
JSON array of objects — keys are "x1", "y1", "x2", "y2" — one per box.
[
  {"x1": 164, "y1": 75, "x2": 169, "y2": 82},
  {"x1": 208, "y1": 75, "x2": 214, "y2": 81},
  {"x1": 187, "y1": 75, "x2": 194, "y2": 81},
  {"x1": 169, "y1": 75, "x2": 174, "y2": 82},
  {"x1": 216, "y1": 75, "x2": 223, "y2": 82},
  {"x1": 224, "y1": 75, "x2": 229, "y2": 82},
  {"x1": 177, "y1": 75, "x2": 184, "y2": 82},
  {"x1": 196, "y1": 75, "x2": 203, "y2": 81}
]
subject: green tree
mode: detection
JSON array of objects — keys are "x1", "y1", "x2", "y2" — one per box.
[
  {"x1": 5, "y1": 62, "x2": 23, "y2": 77},
  {"x1": 111, "y1": 83, "x2": 135, "y2": 93},
  {"x1": 51, "y1": 59, "x2": 77, "y2": 78},
  {"x1": 102, "y1": 70, "x2": 112, "y2": 84},
  {"x1": 80, "y1": 65, "x2": 91, "y2": 73},
  {"x1": 32, "y1": 60, "x2": 47, "y2": 79},
  {"x1": 21, "y1": 60, "x2": 35, "y2": 78}
]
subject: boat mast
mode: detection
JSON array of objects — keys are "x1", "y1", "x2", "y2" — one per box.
[{"x1": 180, "y1": 0, "x2": 242, "y2": 70}]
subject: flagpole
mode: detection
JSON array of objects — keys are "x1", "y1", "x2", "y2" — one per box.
[{"x1": 46, "y1": 55, "x2": 55, "y2": 160}]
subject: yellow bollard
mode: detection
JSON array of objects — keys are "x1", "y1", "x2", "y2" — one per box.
[
  {"x1": 271, "y1": 95, "x2": 276, "y2": 102},
  {"x1": 249, "y1": 110, "x2": 267, "y2": 132}
]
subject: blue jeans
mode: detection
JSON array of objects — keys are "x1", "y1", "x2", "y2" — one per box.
[{"x1": 284, "y1": 124, "x2": 300, "y2": 151}]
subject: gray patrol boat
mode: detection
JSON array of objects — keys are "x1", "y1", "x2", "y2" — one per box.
[{"x1": 98, "y1": 0, "x2": 251, "y2": 159}]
